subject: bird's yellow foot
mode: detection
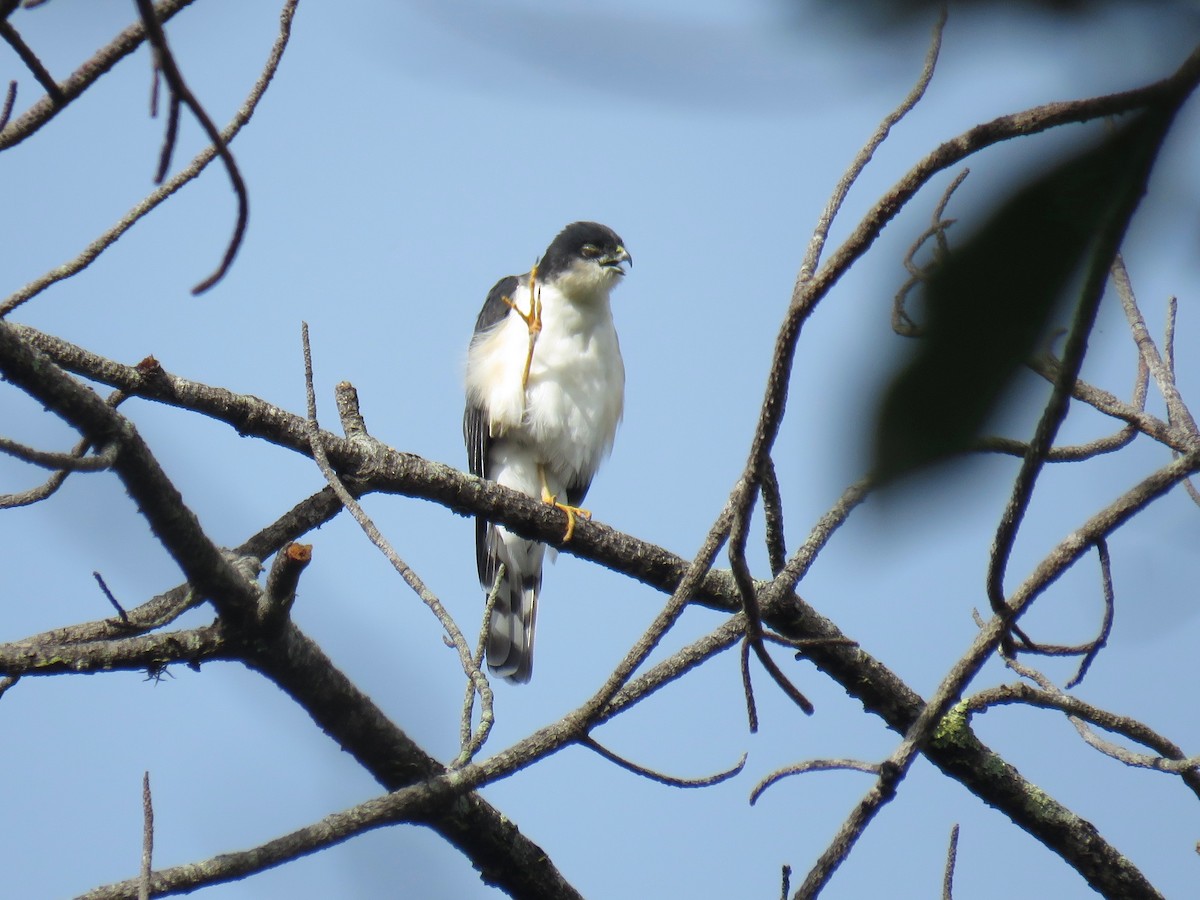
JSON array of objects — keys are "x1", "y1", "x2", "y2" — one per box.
[
  {"x1": 503, "y1": 263, "x2": 542, "y2": 392},
  {"x1": 540, "y1": 484, "x2": 590, "y2": 542}
]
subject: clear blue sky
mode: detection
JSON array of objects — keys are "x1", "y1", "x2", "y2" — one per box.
[{"x1": 3, "y1": 1, "x2": 1199, "y2": 897}]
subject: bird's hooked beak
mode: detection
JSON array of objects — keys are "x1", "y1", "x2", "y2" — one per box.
[{"x1": 601, "y1": 245, "x2": 632, "y2": 275}]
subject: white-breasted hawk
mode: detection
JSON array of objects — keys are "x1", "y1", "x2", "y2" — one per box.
[{"x1": 464, "y1": 222, "x2": 630, "y2": 683}]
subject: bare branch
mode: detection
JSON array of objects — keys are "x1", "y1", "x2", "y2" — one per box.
[
  {"x1": 300, "y1": 323, "x2": 493, "y2": 760},
  {"x1": 139, "y1": 773, "x2": 153, "y2": 900},
  {"x1": 750, "y1": 759, "x2": 880, "y2": 806},
  {"x1": 133, "y1": 0, "x2": 247, "y2": 293},
  {"x1": 728, "y1": 479, "x2": 814, "y2": 715},
  {"x1": 0, "y1": 17, "x2": 64, "y2": 101},
  {"x1": 760, "y1": 455, "x2": 787, "y2": 576},
  {"x1": 965, "y1": 681, "x2": 1200, "y2": 796},
  {"x1": 987, "y1": 113, "x2": 1177, "y2": 620},
  {"x1": 258, "y1": 542, "x2": 312, "y2": 628},
  {"x1": 740, "y1": 634, "x2": 759, "y2": 732},
  {"x1": 752, "y1": 43, "x2": 1200, "y2": 521},
  {"x1": 5, "y1": 313, "x2": 1189, "y2": 897},
  {"x1": 1113, "y1": 256, "x2": 1198, "y2": 437},
  {"x1": 0, "y1": 79, "x2": 17, "y2": 129},
  {"x1": 761, "y1": 475, "x2": 872, "y2": 612},
  {"x1": 799, "y1": 8, "x2": 947, "y2": 281},
  {"x1": 93, "y1": 571, "x2": 130, "y2": 624},
  {"x1": 0, "y1": 0, "x2": 296, "y2": 315},
  {"x1": 792, "y1": 758, "x2": 906, "y2": 899},
  {"x1": 0, "y1": 622, "x2": 233, "y2": 677},
  {"x1": 0, "y1": 388, "x2": 127, "y2": 508},
  {"x1": 0, "y1": 434, "x2": 116, "y2": 470},
  {"x1": 0, "y1": 0, "x2": 198, "y2": 152},
  {"x1": 243, "y1": 622, "x2": 586, "y2": 900},
  {"x1": 895, "y1": 155, "x2": 968, "y2": 338},
  {"x1": 1065, "y1": 539, "x2": 1114, "y2": 687},
  {"x1": 0, "y1": 320, "x2": 264, "y2": 625},
  {"x1": 942, "y1": 824, "x2": 960, "y2": 900},
  {"x1": 579, "y1": 736, "x2": 746, "y2": 788},
  {"x1": 460, "y1": 565, "x2": 502, "y2": 764}
]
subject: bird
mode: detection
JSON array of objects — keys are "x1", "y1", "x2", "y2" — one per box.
[{"x1": 464, "y1": 221, "x2": 631, "y2": 683}]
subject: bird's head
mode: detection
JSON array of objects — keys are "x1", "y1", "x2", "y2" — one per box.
[{"x1": 537, "y1": 221, "x2": 631, "y2": 297}]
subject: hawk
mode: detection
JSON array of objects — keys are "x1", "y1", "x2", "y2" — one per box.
[{"x1": 464, "y1": 222, "x2": 631, "y2": 683}]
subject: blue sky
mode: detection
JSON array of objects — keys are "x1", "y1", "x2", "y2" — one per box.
[{"x1": 3, "y1": 1, "x2": 1200, "y2": 897}]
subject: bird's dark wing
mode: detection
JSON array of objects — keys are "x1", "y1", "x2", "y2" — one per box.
[
  {"x1": 565, "y1": 472, "x2": 593, "y2": 509},
  {"x1": 472, "y1": 274, "x2": 520, "y2": 337},
  {"x1": 465, "y1": 274, "x2": 520, "y2": 586}
]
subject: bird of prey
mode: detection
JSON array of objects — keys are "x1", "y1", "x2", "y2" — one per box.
[{"x1": 464, "y1": 222, "x2": 631, "y2": 683}]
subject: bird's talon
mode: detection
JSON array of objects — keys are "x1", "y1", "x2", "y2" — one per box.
[{"x1": 542, "y1": 493, "x2": 589, "y2": 542}]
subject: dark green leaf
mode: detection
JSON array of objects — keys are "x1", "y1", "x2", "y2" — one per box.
[{"x1": 873, "y1": 111, "x2": 1164, "y2": 482}]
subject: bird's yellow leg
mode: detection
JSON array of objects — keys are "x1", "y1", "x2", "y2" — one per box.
[
  {"x1": 538, "y1": 463, "x2": 590, "y2": 542},
  {"x1": 502, "y1": 263, "x2": 542, "y2": 392}
]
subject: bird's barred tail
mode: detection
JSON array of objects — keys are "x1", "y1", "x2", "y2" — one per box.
[{"x1": 485, "y1": 527, "x2": 542, "y2": 683}]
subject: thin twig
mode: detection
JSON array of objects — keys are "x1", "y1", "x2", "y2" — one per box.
[
  {"x1": 760, "y1": 456, "x2": 787, "y2": 576},
  {"x1": 299, "y1": 323, "x2": 493, "y2": 762},
  {"x1": 892, "y1": 167, "x2": 968, "y2": 336},
  {"x1": 792, "y1": 757, "x2": 906, "y2": 898},
  {"x1": 986, "y1": 112, "x2": 1176, "y2": 620},
  {"x1": 93, "y1": 571, "x2": 130, "y2": 624},
  {"x1": 460, "y1": 566, "x2": 502, "y2": 761},
  {"x1": 728, "y1": 478, "x2": 814, "y2": 716},
  {"x1": 579, "y1": 736, "x2": 746, "y2": 788},
  {"x1": 966, "y1": 679, "x2": 1200, "y2": 795},
  {"x1": 722, "y1": 14, "x2": 948, "y2": 726},
  {"x1": 740, "y1": 635, "x2": 759, "y2": 732},
  {"x1": 578, "y1": 495, "x2": 736, "y2": 722},
  {"x1": 799, "y1": 7, "x2": 947, "y2": 281},
  {"x1": 1064, "y1": 539, "x2": 1114, "y2": 687},
  {"x1": 139, "y1": 772, "x2": 154, "y2": 900},
  {"x1": 1113, "y1": 257, "x2": 1198, "y2": 436},
  {"x1": 0, "y1": 321, "x2": 263, "y2": 626},
  {"x1": 154, "y1": 91, "x2": 181, "y2": 183},
  {"x1": 1161, "y1": 294, "x2": 1200, "y2": 507},
  {"x1": 0, "y1": 435, "x2": 116, "y2": 470},
  {"x1": 942, "y1": 824, "x2": 960, "y2": 900},
  {"x1": 0, "y1": 389, "x2": 126, "y2": 508},
  {"x1": 0, "y1": 0, "x2": 198, "y2": 152},
  {"x1": 760, "y1": 475, "x2": 872, "y2": 615},
  {"x1": 133, "y1": 0, "x2": 247, "y2": 294},
  {"x1": 0, "y1": 18, "x2": 64, "y2": 101},
  {"x1": 750, "y1": 759, "x2": 880, "y2": 805},
  {"x1": 0, "y1": 80, "x2": 15, "y2": 129},
  {"x1": 0, "y1": 0, "x2": 294, "y2": 316}
]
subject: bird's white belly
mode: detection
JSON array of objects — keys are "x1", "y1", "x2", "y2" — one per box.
[
  {"x1": 467, "y1": 288, "x2": 624, "y2": 484},
  {"x1": 524, "y1": 329, "x2": 623, "y2": 478}
]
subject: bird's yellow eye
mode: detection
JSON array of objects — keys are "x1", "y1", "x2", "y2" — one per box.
[{"x1": 580, "y1": 244, "x2": 601, "y2": 258}]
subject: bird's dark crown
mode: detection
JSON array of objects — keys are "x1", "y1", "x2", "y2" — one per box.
[{"x1": 537, "y1": 222, "x2": 628, "y2": 281}]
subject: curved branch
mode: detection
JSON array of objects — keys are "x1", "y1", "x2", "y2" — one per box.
[
  {"x1": 580, "y1": 736, "x2": 746, "y2": 789},
  {"x1": 0, "y1": 0, "x2": 197, "y2": 151},
  {"x1": 965, "y1": 682, "x2": 1200, "y2": 797},
  {"x1": 0, "y1": 0, "x2": 295, "y2": 315},
  {"x1": 134, "y1": 0, "x2": 248, "y2": 294}
]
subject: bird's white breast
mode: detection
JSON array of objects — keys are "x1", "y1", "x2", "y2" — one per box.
[{"x1": 466, "y1": 279, "x2": 625, "y2": 484}]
